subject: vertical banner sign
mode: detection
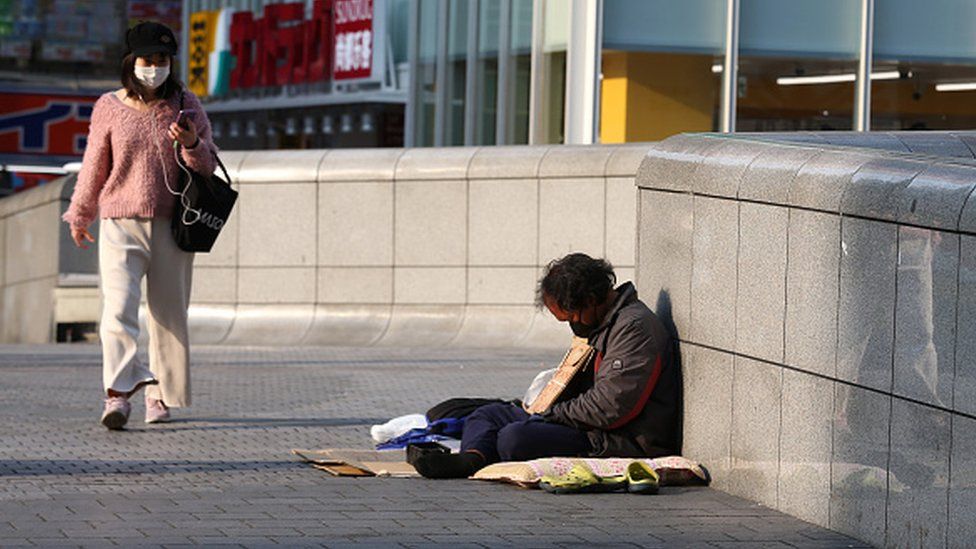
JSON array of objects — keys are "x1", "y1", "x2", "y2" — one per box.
[
  {"x1": 333, "y1": 0, "x2": 373, "y2": 80},
  {"x1": 208, "y1": 9, "x2": 235, "y2": 97},
  {"x1": 188, "y1": 11, "x2": 218, "y2": 97}
]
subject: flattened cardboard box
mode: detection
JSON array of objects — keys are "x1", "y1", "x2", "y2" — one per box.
[{"x1": 292, "y1": 448, "x2": 420, "y2": 477}]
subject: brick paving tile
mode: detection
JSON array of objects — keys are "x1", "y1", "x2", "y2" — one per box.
[
  {"x1": 1, "y1": 344, "x2": 869, "y2": 547},
  {"x1": 287, "y1": 527, "x2": 379, "y2": 537},
  {"x1": 187, "y1": 536, "x2": 259, "y2": 545},
  {"x1": 787, "y1": 541, "x2": 874, "y2": 549},
  {"x1": 327, "y1": 542, "x2": 416, "y2": 549},
  {"x1": 709, "y1": 542, "x2": 795, "y2": 548},
  {"x1": 24, "y1": 540, "x2": 115, "y2": 548}
]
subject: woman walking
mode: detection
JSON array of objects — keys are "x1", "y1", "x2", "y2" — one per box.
[{"x1": 64, "y1": 21, "x2": 215, "y2": 429}]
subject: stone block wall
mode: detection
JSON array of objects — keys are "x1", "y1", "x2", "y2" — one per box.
[
  {"x1": 174, "y1": 143, "x2": 649, "y2": 347},
  {"x1": 0, "y1": 174, "x2": 98, "y2": 343},
  {"x1": 637, "y1": 132, "x2": 976, "y2": 548}
]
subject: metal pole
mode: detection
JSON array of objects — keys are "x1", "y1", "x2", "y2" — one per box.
[
  {"x1": 564, "y1": 0, "x2": 598, "y2": 144},
  {"x1": 181, "y1": 0, "x2": 192, "y2": 84},
  {"x1": 592, "y1": 0, "x2": 602, "y2": 144},
  {"x1": 720, "y1": 0, "x2": 739, "y2": 133},
  {"x1": 855, "y1": 0, "x2": 874, "y2": 131},
  {"x1": 496, "y1": 0, "x2": 512, "y2": 145},
  {"x1": 433, "y1": 0, "x2": 449, "y2": 146},
  {"x1": 404, "y1": 0, "x2": 420, "y2": 147},
  {"x1": 464, "y1": 0, "x2": 479, "y2": 146}
]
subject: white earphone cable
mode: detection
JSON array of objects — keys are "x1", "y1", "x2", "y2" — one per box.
[{"x1": 151, "y1": 112, "x2": 201, "y2": 226}]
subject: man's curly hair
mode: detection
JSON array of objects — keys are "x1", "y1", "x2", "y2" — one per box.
[{"x1": 536, "y1": 253, "x2": 616, "y2": 312}]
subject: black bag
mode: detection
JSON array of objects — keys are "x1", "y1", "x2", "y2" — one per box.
[
  {"x1": 405, "y1": 441, "x2": 450, "y2": 467},
  {"x1": 425, "y1": 397, "x2": 514, "y2": 422},
  {"x1": 170, "y1": 93, "x2": 237, "y2": 253}
]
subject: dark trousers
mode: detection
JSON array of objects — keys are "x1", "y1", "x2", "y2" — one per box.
[{"x1": 460, "y1": 402, "x2": 591, "y2": 463}]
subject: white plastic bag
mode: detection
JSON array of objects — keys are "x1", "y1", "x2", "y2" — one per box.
[
  {"x1": 522, "y1": 368, "x2": 557, "y2": 411},
  {"x1": 370, "y1": 413, "x2": 428, "y2": 443}
]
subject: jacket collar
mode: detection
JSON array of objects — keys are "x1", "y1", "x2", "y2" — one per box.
[{"x1": 589, "y1": 282, "x2": 638, "y2": 339}]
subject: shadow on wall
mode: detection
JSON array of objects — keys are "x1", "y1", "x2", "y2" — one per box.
[{"x1": 656, "y1": 288, "x2": 684, "y2": 455}]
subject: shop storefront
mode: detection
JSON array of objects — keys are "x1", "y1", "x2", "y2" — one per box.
[
  {"x1": 411, "y1": 0, "x2": 976, "y2": 147},
  {"x1": 6, "y1": 0, "x2": 976, "y2": 190},
  {"x1": 0, "y1": 0, "x2": 408, "y2": 195},
  {"x1": 182, "y1": 0, "x2": 409, "y2": 151},
  {"x1": 0, "y1": 0, "x2": 181, "y2": 194}
]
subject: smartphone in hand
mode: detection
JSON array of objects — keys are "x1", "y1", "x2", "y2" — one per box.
[{"x1": 176, "y1": 109, "x2": 196, "y2": 128}]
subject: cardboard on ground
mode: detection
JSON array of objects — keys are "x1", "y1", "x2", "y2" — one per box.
[{"x1": 292, "y1": 448, "x2": 420, "y2": 477}]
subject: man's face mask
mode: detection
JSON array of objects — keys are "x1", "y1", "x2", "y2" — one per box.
[
  {"x1": 569, "y1": 302, "x2": 598, "y2": 338},
  {"x1": 569, "y1": 320, "x2": 596, "y2": 338}
]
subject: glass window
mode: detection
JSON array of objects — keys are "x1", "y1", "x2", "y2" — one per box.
[
  {"x1": 534, "y1": 0, "x2": 568, "y2": 144},
  {"x1": 601, "y1": 0, "x2": 725, "y2": 142},
  {"x1": 872, "y1": 0, "x2": 976, "y2": 130},
  {"x1": 506, "y1": 0, "x2": 532, "y2": 144},
  {"x1": 736, "y1": 0, "x2": 860, "y2": 131},
  {"x1": 476, "y1": 0, "x2": 500, "y2": 145},
  {"x1": 414, "y1": 0, "x2": 438, "y2": 146},
  {"x1": 445, "y1": 1, "x2": 468, "y2": 146},
  {"x1": 388, "y1": 0, "x2": 411, "y2": 71}
]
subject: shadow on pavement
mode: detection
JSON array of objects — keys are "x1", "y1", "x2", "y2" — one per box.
[
  {"x1": 102, "y1": 416, "x2": 390, "y2": 432},
  {"x1": 0, "y1": 459, "x2": 306, "y2": 476}
]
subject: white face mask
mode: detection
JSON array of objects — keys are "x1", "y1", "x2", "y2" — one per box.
[{"x1": 133, "y1": 65, "x2": 170, "y2": 89}]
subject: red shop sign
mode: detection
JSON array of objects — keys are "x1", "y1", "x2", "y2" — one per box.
[
  {"x1": 230, "y1": 0, "x2": 335, "y2": 89},
  {"x1": 0, "y1": 92, "x2": 96, "y2": 156},
  {"x1": 333, "y1": 0, "x2": 373, "y2": 81},
  {"x1": 228, "y1": 0, "x2": 375, "y2": 91}
]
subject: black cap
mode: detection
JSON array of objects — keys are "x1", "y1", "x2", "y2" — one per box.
[{"x1": 125, "y1": 22, "x2": 177, "y2": 57}]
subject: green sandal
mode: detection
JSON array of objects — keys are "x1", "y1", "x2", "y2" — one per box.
[
  {"x1": 539, "y1": 462, "x2": 627, "y2": 494},
  {"x1": 626, "y1": 461, "x2": 660, "y2": 495}
]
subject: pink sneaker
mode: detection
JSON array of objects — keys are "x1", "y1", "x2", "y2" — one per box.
[
  {"x1": 101, "y1": 396, "x2": 131, "y2": 430},
  {"x1": 145, "y1": 395, "x2": 170, "y2": 424}
]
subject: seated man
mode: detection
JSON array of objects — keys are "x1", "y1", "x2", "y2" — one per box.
[{"x1": 414, "y1": 253, "x2": 681, "y2": 479}]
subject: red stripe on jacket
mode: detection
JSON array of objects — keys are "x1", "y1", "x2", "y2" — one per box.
[{"x1": 607, "y1": 355, "x2": 663, "y2": 430}]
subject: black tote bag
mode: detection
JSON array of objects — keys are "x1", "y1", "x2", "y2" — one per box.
[
  {"x1": 171, "y1": 149, "x2": 237, "y2": 252},
  {"x1": 170, "y1": 93, "x2": 237, "y2": 253}
]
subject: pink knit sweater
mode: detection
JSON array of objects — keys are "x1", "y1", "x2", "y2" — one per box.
[{"x1": 63, "y1": 89, "x2": 217, "y2": 229}]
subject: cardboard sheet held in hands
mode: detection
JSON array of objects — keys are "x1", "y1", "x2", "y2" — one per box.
[{"x1": 523, "y1": 337, "x2": 595, "y2": 414}]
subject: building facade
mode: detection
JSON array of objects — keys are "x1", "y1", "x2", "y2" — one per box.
[
  {"x1": 410, "y1": 0, "x2": 976, "y2": 147},
  {"x1": 0, "y1": 0, "x2": 158, "y2": 194},
  {"x1": 0, "y1": 0, "x2": 409, "y2": 195},
  {"x1": 4, "y1": 0, "x2": 976, "y2": 193},
  {"x1": 180, "y1": 0, "x2": 409, "y2": 151}
]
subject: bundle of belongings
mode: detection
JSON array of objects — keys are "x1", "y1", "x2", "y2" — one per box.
[
  {"x1": 370, "y1": 339, "x2": 596, "y2": 451},
  {"x1": 295, "y1": 337, "x2": 710, "y2": 494}
]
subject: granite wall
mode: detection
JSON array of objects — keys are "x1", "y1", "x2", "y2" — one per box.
[
  {"x1": 0, "y1": 174, "x2": 99, "y2": 343},
  {"x1": 636, "y1": 131, "x2": 976, "y2": 548},
  {"x1": 1, "y1": 144, "x2": 648, "y2": 347}
]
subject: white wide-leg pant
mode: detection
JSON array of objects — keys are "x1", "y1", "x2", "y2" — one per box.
[{"x1": 98, "y1": 217, "x2": 194, "y2": 406}]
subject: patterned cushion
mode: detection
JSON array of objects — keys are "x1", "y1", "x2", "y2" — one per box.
[{"x1": 471, "y1": 455, "x2": 709, "y2": 487}]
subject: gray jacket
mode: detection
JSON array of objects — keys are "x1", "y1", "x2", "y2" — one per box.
[{"x1": 543, "y1": 282, "x2": 681, "y2": 457}]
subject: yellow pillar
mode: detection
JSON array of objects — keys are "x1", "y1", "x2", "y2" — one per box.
[
  {"x1": 600, "y1": 52, "x2": 719, "y2": 143},
  {"x1": 600, "y1": 52, "x2": 629, "y2": 144}
]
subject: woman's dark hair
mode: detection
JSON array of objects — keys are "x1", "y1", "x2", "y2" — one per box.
[
  {"x1": 121, "y1": 53, "x2": 181, "y2": 101},
  {"x1": 536, "y1": 253, "x2": 616, "y2": 312}
]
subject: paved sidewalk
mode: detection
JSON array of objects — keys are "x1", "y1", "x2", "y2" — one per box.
[{"x1": 0, "y1": 344, "x2": 869, "y2": 548}]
